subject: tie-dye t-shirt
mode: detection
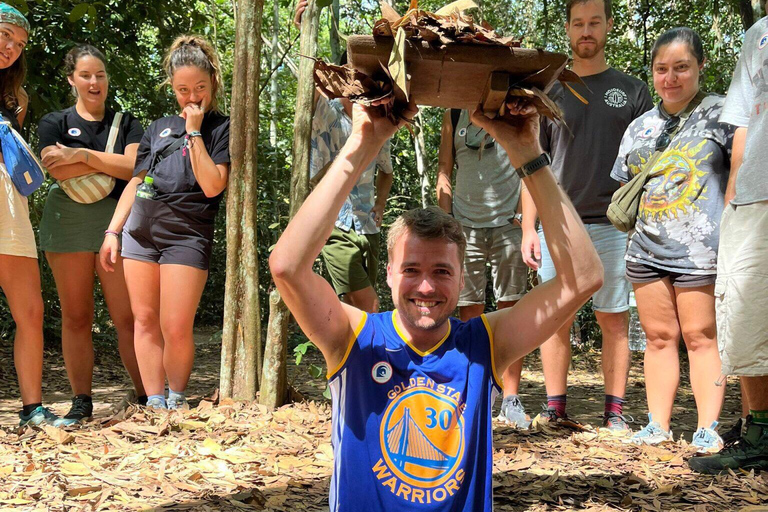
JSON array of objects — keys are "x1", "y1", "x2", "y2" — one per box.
[{"x1": 610, "y1": 94, "x2": 735, "y2": 274}]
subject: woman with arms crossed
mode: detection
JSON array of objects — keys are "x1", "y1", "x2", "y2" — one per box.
[
  {"x1": 100, "y1": 35, "x2": 229, "y2": 409},
  {"x1": 38, "y1": 45, "x2": 145, "y2": 424}
]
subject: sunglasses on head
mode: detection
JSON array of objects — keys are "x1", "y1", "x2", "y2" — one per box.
[
  {"x1": 655, "y1": 115, "x2": 681, "y2": 152},
  {"x1": 464, "y1": 125, "x2": 495, "y2": 151}
]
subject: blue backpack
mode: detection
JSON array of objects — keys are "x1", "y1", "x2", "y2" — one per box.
[{"x1": 0, "y1": 121, "x2": 45, "y2": 196}]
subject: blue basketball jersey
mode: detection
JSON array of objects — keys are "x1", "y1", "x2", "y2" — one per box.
[{"x1": 327, "y1": 310, "x2": 502, "y2": 511}]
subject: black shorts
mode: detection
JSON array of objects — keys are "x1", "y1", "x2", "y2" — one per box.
[
  {"x1": 625, "y1": 261, "x2": 716, "y2": 288},
  {"x1": 121, "y1": 207, "x2": 213, "y2": 271}
]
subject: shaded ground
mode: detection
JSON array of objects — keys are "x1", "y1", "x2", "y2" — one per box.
[{"x1": 0, "y1": 330, "x2": 762, "y2": 511}]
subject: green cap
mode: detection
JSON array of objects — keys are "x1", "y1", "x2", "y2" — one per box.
[{"x1": 144, "y1": 176, "x2": 154, "y2": 184}]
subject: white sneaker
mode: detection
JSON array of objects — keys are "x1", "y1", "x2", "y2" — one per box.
[
  {"x1": 691, "y1": 422, "x2": 724, "y2": 454},
  {"x1": 626, "y1": 413, "x2": 673, "y2": 445}
]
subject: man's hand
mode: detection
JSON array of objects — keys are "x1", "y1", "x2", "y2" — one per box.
[
  {"x1": 470, "y1": 99, "x2": 543, "y2": 168},
  {"x1": 521, "y1": 226, "x2": 541, "y2": 270},
  {"x1": 294, "y1": 0, "x2": 308, "y2": 29},
  {"x1": 371, "y1": 202, "x2": 385, "y2": 227},
  {"x1": 348, "y1": 100, "x2": 417, "y2": 154}
]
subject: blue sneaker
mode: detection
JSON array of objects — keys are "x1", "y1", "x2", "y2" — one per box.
[
  {"x1": 146, "y1": 396, "x2": 167, "y2": 409},
  {"x1": 18, "y1": 406, "x2": 61, "y2": 427},
  {"x1": 691, "y1": 422, "x2": 724, "y2": 454},
  {"x1": 626, "y1": 414, "x2": 673, "y2": 445},
  {"x1": 497, "y1": 395, "x2": 531, "y2": 428}
]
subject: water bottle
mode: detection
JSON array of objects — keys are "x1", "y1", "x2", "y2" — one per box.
[
  {"x1": 628, "y1": 291, "x2": 647, "y2": 351},
  {"x1": 136, "y1": 175, "x2": 156, "y2": 200}
]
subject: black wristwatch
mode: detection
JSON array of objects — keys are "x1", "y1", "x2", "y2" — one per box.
[{"x1": 516, "y1": 153, "x2": 551, "y2": 178}]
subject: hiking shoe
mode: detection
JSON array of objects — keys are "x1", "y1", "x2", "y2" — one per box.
[
  {"x1": 720, "y1": 417, "x2": 744, "y2": 446},
  {"x1": 145, "y1": 396, "x2": 167, "y2": 409},
  {"x1": 497, "y1": 395, "x2": 531, "y2": 428},
  {"x1": 603, "y1": 412, "x2": 634, "y2": 432},
  {"x1": 691, "y1": 422, "x2": 723, "y2": 454},
  {"x1": 688, "y1": 417, "x2": 768, "y2": 474},
  {"x1": 55, "y1": 395, "x2": 93, "y2": 427},
  {"x1": 167, "y1": 395, "x2": 189, "y2": 410},
  {"x1": 19, "y1": 406, "x2": 61, "y2": 427},
  {"x1": 532, "y1": 405, "x2": 584, "y2": 430},
  {"x1": 626, "y1": 414, "x2": 672, "y2": 445}
]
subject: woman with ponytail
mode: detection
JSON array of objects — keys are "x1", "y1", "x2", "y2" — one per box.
[
  {"x1": 0, "y1": 3, "x2": 62, "y2": 425},
  {"x1": 100, "y1": 35, "x2": 229, "y2": 409},
  {"x1": 37, "y1": 45, "x2": 146, "y2": 424}
]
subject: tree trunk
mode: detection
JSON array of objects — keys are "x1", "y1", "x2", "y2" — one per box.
[
  {"x1": 259, "y1": 289, "x2": 291, "y2": 408},
  {"x1": 413, "y1": 113, "x2": 430, "y2": 208},
  {"x1": 329, "y1": 0, "x2": 342, "y2": 64},
  {"x1": 289, "y1": 0, "x2": 320, "y2": 218},
  {"x1": 220, "y1": 0, "x2": 265, "y2": 400},
  {"x1": 269, "y1": 0, "x2": 280, "y2": 146},
  {"x1": 260, "y1": 0, "x2": 321, "y2": 408}
]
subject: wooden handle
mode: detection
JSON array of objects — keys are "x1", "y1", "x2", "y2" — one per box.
[{"x1": 481, "y1": 72, "x2": 511, "y2": 118}]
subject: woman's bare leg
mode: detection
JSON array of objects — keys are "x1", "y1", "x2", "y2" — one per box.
[
  {"x1": 0, "y1": 255, "x2": 44, "y2": 405},
  {"x1": 123, "y1": 259, "x2": 163, "y2": 396},
  {"x1": 95, "y1": 253, "x2": 144, "y2": 396},
  {"x1": 159, "y1": 264, "x2": 207, "y2": 393},
  {"x1": 46, "y1": 251, "x2": 96, "y2": 396},
  {"x1": 634, "y1": 278, "x2": 681, "y2": 431}
]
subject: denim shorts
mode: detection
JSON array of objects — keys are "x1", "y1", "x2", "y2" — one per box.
[{"x1": 537, "y1": 223, "x2": 630, "y2": 313}]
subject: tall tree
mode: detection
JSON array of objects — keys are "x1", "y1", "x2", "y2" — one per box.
[
  {"x1": 220, "y1": 0, "x2": 265, "y2": 400},
  {"x1": 260, "y1": 0, "x2": 321, "y2": 408}
]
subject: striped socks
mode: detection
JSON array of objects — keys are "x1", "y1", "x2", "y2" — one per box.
[{"x1": 605, "y1": 395, "x2": 625, "y2": 416}]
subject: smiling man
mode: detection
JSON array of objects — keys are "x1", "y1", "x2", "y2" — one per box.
[{"x1": 270, "y1": 99, "x2": 603, "y2": 511}]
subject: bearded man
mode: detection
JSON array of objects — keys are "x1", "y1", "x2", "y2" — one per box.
[{"x1": 519, "y1": 0, "x2": 654, "y2": 431}]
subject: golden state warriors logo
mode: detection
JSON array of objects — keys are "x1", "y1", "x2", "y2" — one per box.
[{"x1": 372, "y1": 383, "x2": 466, "y2": 504}]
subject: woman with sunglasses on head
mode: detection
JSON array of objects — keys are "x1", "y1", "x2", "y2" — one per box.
[
  {"x1": 611, "y1": 28, "x2": 734, "y2": 452},
  {"x1": 0, "y1": 4, "x2": 62, "y2": 426},
  {"x1": 100, "y1": 35, "x2": 229, "y2": 410},
  {"x1": 37, "y1": 45, "x2": 146, "y2": 425}
]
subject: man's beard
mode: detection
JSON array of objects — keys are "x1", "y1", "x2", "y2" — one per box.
[{"x1": 572, "y1": 37, "x2": 605, "y2": 59}]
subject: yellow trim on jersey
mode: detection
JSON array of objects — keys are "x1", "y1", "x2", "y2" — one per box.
[
  {"x1": 481, "y1": 314, "x2": 503, "y2": 390},
  {"x1": 327, "y1": 312, "x2": 368, "y2": 379},
  {"x1": 392, "y1": 310, "x2": 451, "y2": 357}
]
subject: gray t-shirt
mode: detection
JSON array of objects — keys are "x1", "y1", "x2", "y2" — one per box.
[
  {"x1": 720, "y1": 16, "x2": 768, "y2": 205},
  {"x1": 542, "y1": 68, "x2": 654, "y2": 223},
  {"x1": 452, "y1": 110, "x2": 520, "y2": 228},
  {"x1": 611, "y1": 94, "x2": 734, "y2": 274}
]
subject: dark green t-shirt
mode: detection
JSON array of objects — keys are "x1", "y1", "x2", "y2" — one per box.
[{"x1": 541, "y1": 68, "x2": 654, "y2": 223}]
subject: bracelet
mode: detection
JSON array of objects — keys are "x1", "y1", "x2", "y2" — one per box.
[
  {"x1": 187, "y1": 130, "x2": 202, "y2": 138},
  {"x1": 104, "y1": 230, "x2": 120, "y2": 238}
]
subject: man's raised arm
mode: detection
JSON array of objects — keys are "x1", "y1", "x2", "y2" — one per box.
[
  {"x1": 270, "y1": 101, "x2": 414, "y2": 371},
  {"x1": 469, "y1": 102, "x2": 603, "y2": 373}
]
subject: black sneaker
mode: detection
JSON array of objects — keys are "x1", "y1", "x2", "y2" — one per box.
[
  {"x1": 688, "y1": 416, "x2": 768, "y2": 474},
  {"x1": 720, "y1": 417, "x2": 744, "y2": 446},
  {"x1": 532, "y1": 405, "x2": 585, "y2": 431},
  {"x1": 603, "y1": 412, "x2": 634, "y2": 432},
  {"x1": 56, "y1": 395, "x2": 93, "y2": 427}
]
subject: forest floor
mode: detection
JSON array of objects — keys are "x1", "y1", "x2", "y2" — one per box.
[{"x1": 0, "y1": 329, "x2": 765, "y2": 511}]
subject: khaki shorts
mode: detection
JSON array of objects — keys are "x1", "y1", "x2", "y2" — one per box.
[
  {"x1": 321, "y1": 226, "x2": 380, "y2": 296},
  {"x1": 716, "y1": 202, "x2": 768, "y2": 376},
  {"x1": 459, "y1": 223, "x2": 528, "y2": 306},
  {"x1": 0, "y1": 162, "x2": 37, "y2": 259}
]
